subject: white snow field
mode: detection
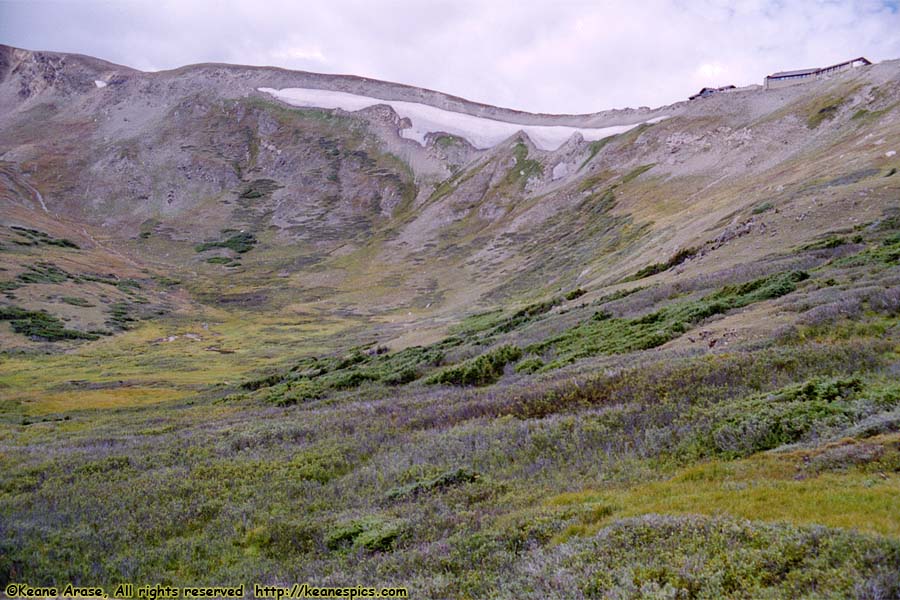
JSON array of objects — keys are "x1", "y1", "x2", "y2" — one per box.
[{"x1": 259, "y1": 87, "x2": 666, "y2": 151}]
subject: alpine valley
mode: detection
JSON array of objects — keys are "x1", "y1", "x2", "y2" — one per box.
[{"x1": 2, "y1": 44, "x2": 900, "y2": 598}]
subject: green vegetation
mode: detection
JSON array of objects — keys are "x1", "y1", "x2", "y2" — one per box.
[
  {"x1": 849, "y1": 102, "x2": 896, "y2": 124},
  {"x1": 807, "y1": 94, "x2": 847, "y2": 128},
  {"x1": 152, "y1": 275, "x2": 181, "y2": 287},
  {"x1": 16, "y1": 262, "x2": 71, "y2": 284},
  {"x1": 629, "y1": 246, "x2": 698, "y2": 280},
  {"x1": 425, "y1": 344, "x2": 522, "y2": 386},
  {"x1": 451, "y1": 309, "x2": 506, "y2": 335},
  {"x1": 10, "y1": 226, "x2": 79, "y2": 249},
  {"x1": 451, "y1": 289, "x2": 586, "y2": 339},
  {"x1": 752, "y1": 201, "x2": 774, "y2": 214},
  {"x1": 564, "y1": 288, "x2": 587, "y2": 301},
  {"x1": 834, "y1": 233, "x2": 900, "y2": 267},
  {"x1": 106, "y1": 302, "x2": 135, "y2": 331},
  {"x1": 681, "y1": 376, "x2": 900, "y2": 459},
  {"x1": 60, "y1": 296, "x2": 94, "y2": 307},
  {"x1": 503, "y1": 142, "x2": 543, "y2": 188},
  {"x1": 195, "y1": 231, "x2": 258, "y2": 254},
  {"x1": 205, "y1": 256, "x2": 238, "y2": 266},
  {"x1": 326, "y1": 516, "x2": 407, "y2": 552},
  {"x1": 115, "y1": 278, "x2": 142, "y2": 292},
  {"x1": 532, "y1": 515, "x2": 900, "y2": 598},
  {"x1": 619, "y1": 163, "x2": 655, "y2": 185},
  {"x1": 530, "y1": 270, "x2": 809, "y2": 368},
  {"x1": 578, "y1": 135, "x2": 616, "y2": 171},
  {"x1": 0, "y1": 305, "x2": 98, "y2": 341},
  {"x1": 239, "y1": 178, "x2": 281, "y2": 199},
  {"x1": 514, "y1": 356, "x2": 544, "y2": 374},
  {"x1": 800, "y1": 235, "x2": 846, "y2": 250},
  {"x1": 138, "y1": 218, "x2": 160, "y2": 239},
  {"x1": 434, "y1": 134, "x2": 464, "y2": 148},
  {"x1": 244, "y1": 342, "x2": 453, "y2": 405},
  {"x1": 386, "y1": 467, "x2": 480, "y2": 500}
]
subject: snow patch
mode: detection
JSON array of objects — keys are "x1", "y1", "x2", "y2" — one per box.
[
  {"x1": 259, "y1": 87, "x2": 667, "y2": 151},
  {"x1": 552, "y1": 163, "x2": 569, "y2": 180},
  {"x1": 94, "y1": 80, "x2": 107, "y2": 89},
  {"x1": 886, "y1": 150, "x2": 896, "y2": 157}
]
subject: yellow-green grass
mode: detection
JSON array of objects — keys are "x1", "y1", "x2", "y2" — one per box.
[
  {"x1": 548, "y1": 434, "x2": 900, "y2": 540},
  {"x1": 0, "y1": 310, "x2": 358, "y2": 415},
  {"x1": 18, "y1": 386, "x2": 187, "y2": 414}
]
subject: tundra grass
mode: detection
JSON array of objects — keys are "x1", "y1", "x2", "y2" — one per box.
[
  {"x1": 550, "y1": 433, "x2": 900, "y2": 540},
  {"x1": 0, "y1": 312, "x2": 356, "y2": 415},
  {"x1": 1, "y1": 319, "x2": 897, "y2": 594}
]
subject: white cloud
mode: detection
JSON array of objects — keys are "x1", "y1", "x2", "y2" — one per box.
[
  {"x1": 270, "y1": 46, "x2": 327, "y2": 63},
  {"x1": 1, "y1": 0, "x2": 898, "y2": 113}
]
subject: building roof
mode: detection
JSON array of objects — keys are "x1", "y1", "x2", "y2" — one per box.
[
  {"x1": 767, "y1": 57, "x2": 872, "y2": 80},
  {"x1": 820, "y1": 56, "x2": 872, "y2": 70},
  {"x1": 769, "y1": 68, "x2": 819, "y2": 78}
]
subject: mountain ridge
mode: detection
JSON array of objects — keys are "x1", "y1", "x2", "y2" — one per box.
[
  {"x1": 1, "y1": 43, "x2": 898, "y2": 338},
  {"x1": 0, "y1": 43, "x2": 680, "y2": 125}
]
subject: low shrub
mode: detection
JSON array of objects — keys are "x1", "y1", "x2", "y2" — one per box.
[
  {"x1": 531, "y1": 270, "x2": 809, "y2": 369},
  {"x1": 515, "y1": 357, "x2": 544, "y2": 374},
  {"x1": 326, "y1": 516, "x2": 406, "y2": 552},
  {"x1": 426, "y1": 345, "x2": 522, "y2": 386},
  {"x1": 205, "y1": 256, "x2": 237, "y2": 265},
  {"x1": 505, "y1": 514, "x2": 900, "y2": 599},
  {"x1": 386, "y1": 467, "x2": 480, "y2": 500},
  {"x1": 60, "y1": 296, "x2": 93, "y2": 307},
  {"x1": 0, "y1": 305, "x2": 99, "y2": 341},
  {"x1": 679, "y1": 376, "x2": 900, "y2": 458},
  {"x1": 630, "y1": 247, "x2": 698, "y2": 280},
  {"x1": 10, "y1": 227, "x2": 79, "y2": 249},
  {"x1": 16, "y1": 263, "x2": 71, "y2": 284},
  {"x1": 195, "y1": 232, "x2": 257, "y2": 254},
  {"x1": 801, "y1": 236, "x2": 846, "y2": 250}
]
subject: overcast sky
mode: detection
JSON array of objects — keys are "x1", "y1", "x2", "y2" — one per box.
[{"x1": 1, "y1": 0, "x2": 899, "y2": 113}]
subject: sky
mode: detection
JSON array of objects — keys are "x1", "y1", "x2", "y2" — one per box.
[{"x1": 1, "y1": 0, "x2": 899, "y2": 114}]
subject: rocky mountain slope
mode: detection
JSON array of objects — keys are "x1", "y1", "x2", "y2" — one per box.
[{"x1": 2, "y1": 45, "x2": 898, "y2": 341}]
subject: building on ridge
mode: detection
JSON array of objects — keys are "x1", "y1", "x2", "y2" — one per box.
[{"x1": 764, "y1": 57, "x2": 871, "y2": 90}]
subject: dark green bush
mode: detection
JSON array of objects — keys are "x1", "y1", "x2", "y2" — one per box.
[
  {"x1": 10, "y1": 227, "x2": 79, "y2": 249},
  {"x1": 205, "y1": 256, "x2": 237, "y2": 265},
  {"x1": 426, "y1": 345, "x2": 523, "y2": 386},
  {"x1": 515, "y1": 357, "x2": 544, "y2": 374},
  {"x1": 631, "y1": 247, "x2": 698, "y2": 280},
  {"x1": 0, "y1": 305, "x2": 98, "y2": 341},
  {"x1": 195, "y1": 232, "x2": 257, "y2": 254},
  {"x1": 326, "y1": 516, "x2": 406, "y2": 552},
  {"x1": 16, "y1": 263, "x2": 70, "y2": 284},
  {"x1": 60, "y1": 296, "x2": 93, "y2": 307},
  {"x1": 386, "y1": 467, "x2": 480, "y2": 500},
  {"x1": 679, "y1": 376, "x2": 896, "y2": 458}
]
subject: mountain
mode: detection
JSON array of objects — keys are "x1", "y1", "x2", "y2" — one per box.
[{"x1": 1, "y1": 45, "x2": 900, "y2": 597}]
